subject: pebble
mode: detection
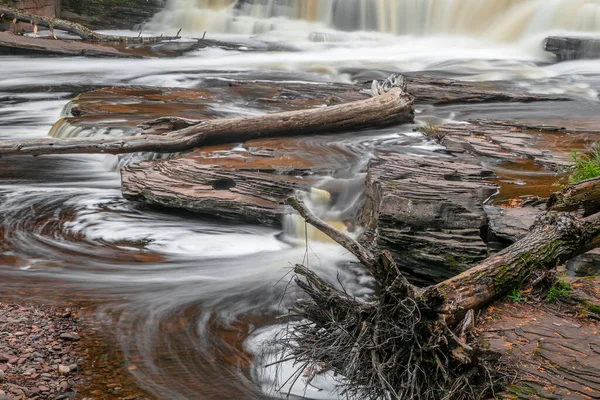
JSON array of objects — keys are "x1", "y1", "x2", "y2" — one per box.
[
  {"x1": 59, "y1": 333, "x2": 80, "y2": 342},
  {"x1": 58, "y1": 365, "x2": 70, "y2": 375},
  {"x1": 0, "y1": 355, "x2": 7, "y2": 363}
]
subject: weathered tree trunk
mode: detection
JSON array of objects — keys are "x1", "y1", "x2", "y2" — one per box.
[
  {"x1": 0, "y1": 76, "x2": 414, "y2": 156},
  {"x1": 0, "y1": 30, "x2": 137, "y2": 57},
  {"x1": 0, "y1": 5, "x2": 179, "y2": 42},
  {"x1": 548, "y1": 176, "x2": 600, "y2": 214}
]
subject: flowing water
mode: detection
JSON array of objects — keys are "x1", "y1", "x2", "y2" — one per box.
[{"x1": 1, "y1": 1, "x2": 600, "y2": 399}]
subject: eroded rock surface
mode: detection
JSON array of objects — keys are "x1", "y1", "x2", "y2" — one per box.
[
  {"x1": 481, "y1": 277, "x2": 600, "y2": 399},
  {"x1": 545, "y1": 36, "x2": 600, "y2": 61},
  {"x1": 439, "y1": 119, "x2": 600, "y2": 171},
  {"x1": 122, "y1": 137, "x2": 356, "y2": 226},
  {"x1": 361, "y1": 154, "x2": 498, "y2": 284}
]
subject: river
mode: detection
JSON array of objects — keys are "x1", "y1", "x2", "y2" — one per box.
[{"x1": 1, "y1": 1, "x2": 600, "y2": 399}]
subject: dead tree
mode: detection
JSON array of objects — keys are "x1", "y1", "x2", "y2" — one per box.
[
  {"x1": 0, "y1": 6, "x2": 180, "y2": 43},
  {"x1": 279, "y1": 177, "x2": 600, "y2": 399},
  {"x1": 0, "y1": 75, "x2": 413, "y2": 157}
]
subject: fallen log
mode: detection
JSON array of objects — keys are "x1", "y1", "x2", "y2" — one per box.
[
  {"x1": 0, "y1": 74, "x2": 414, "y2": 157},
  {"x1": 277, "y1": 174, "x2": 600, "y2": 399},
  {"x1": 0, "y1": 6, "x2": 180, "y2": 43},
  {"x1": 427, "y1": 210, "x2": 600, "y2": 323},
  {"x1": 0, "y1": 31, "x2": 137, "y2": 57}
]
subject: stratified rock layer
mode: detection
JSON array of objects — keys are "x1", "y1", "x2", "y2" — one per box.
[
  {"x1": 122, "y1": 137, "x2": 356, "y2": 226},
  {"x1": 545, "y1": 36, "x2": 600, "y2": 61},
  {"x1": 361, "y1": 154, "x2": 498, "y2": 284}
]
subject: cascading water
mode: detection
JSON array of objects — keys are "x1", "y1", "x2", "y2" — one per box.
[{"x1": 148, "y1": 0, "x2": 600, "y2": 40}]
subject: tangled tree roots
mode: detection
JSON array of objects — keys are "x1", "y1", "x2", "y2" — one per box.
[{"x1": 275, "y1": 264, "x2": 503, "y2": 400}]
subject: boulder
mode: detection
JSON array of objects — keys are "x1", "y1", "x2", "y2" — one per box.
[{"x1": 545, "y1": 36, "x2": 600, "y2": 61}]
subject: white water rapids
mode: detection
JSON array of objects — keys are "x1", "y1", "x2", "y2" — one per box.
[
  {"x1": 0, "y1": 1, "x2": 600, "y2": 399},
  {"x1": 149, "y1": 0, "x2": 600, "y2": 41}
]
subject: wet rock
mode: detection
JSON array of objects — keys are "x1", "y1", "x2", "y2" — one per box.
[
  {"x1": 437, "y1": 119, "x2": 591, "y2": 171},
  {"x1": 360, "y1": 154, "x2": 498, "y2": 284},
  {"x1": 58, "y1": 365, "x2": 70, "y2": 375},
  {"x1": 122, "y1": 137, "x2": 354, "y2": 227},
  {"x1": 404, "y1": 74, "x2": 570, "y2": 105},
  {"x1": 0, "y1": 370, "x2": 4, "y2": 382},
  {"x1": 485, "y1": 202, "x2": 545, "y2": 242},
  {"x1": 481, "y1": 276, "x2": 600, "y2": 398},
  {"x1": 59, "y1": 333, "x2": 80, "y2": 342},
  {"x1": 545, "y1": 36, "x2": 600, "y2": 61}
]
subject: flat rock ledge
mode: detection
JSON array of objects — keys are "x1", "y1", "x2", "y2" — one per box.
[
  {"x1": 121, "y1": 138, "x2": 345, "y2": 227},
  {"x1": 360, "y1": 153, "x2": 498, "y2": 284},
  {"x1": 0, "y1": 302, "x2": 82, "y2": 400},
  {"x1": 439, "y1": 119, "x2": 600, "y2": 171},
  {"x1": 481, "y1": 276, "x2": 600, "y2": 399}
]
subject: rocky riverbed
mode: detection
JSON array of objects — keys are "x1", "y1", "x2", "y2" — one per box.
[{"x1": 0, "y1": 303, "x2": 82, "y2": 400}]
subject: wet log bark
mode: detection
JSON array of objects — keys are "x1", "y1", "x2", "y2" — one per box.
[
  {"x1": 0, "y1": 79, "x2": 414, "y2": 156},
  {"x1": 0, "y1": 5, "x2": 179, "y2": 42},
  {"x1": 548, "y1": 176, "x2": 600, "y2": 214}
]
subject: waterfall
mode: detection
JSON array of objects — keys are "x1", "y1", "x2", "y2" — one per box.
[{"x1": 147, "y1": 0, "x2": 600, "y2": 41}]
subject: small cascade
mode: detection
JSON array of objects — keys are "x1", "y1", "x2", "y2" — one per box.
[
  {"x1": 148, "y1": 0, "x2": 600, "y2": 41},
  {"x1": 283, "y1": 174, "x2": 366, "y2": 244}
]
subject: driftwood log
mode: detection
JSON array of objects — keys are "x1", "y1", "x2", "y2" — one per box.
[
  {"x1": 0, "y1": 6, "x2": 180, "y2": 43},
  {"x1": 0, "y1": 75, "x2": 414, "y2": 157},
  {"x1": 0, "y1": 31, "x2": 138, "y2": 57},
  {"x1": 278, "y1": 176, "x2": 600, "y2": 399}
]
